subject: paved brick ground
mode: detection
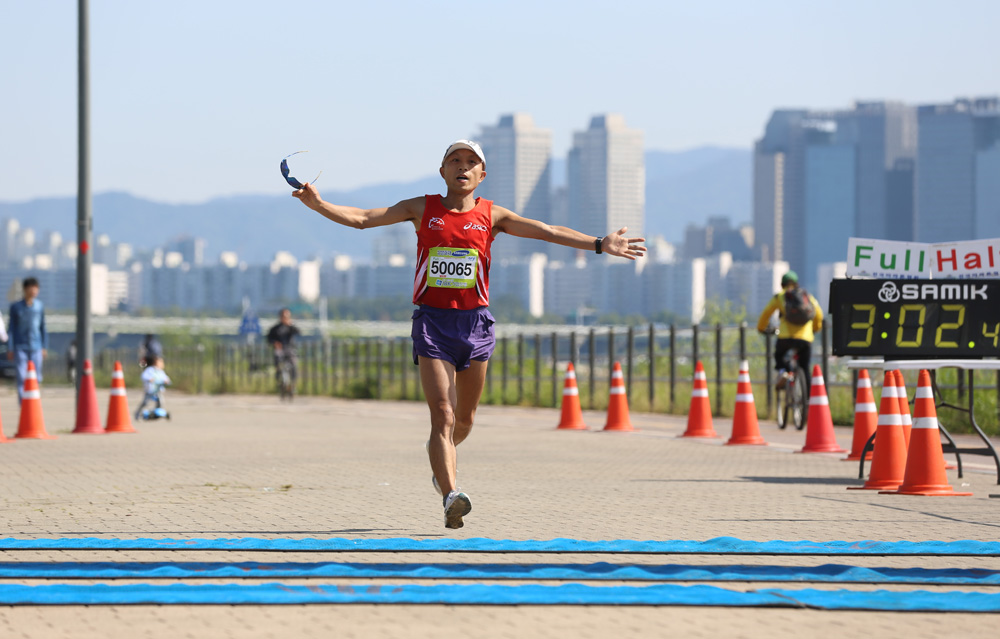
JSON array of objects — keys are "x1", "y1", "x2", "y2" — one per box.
[{"x1": 0, "y1": 383, "x2": 997, "y2": 638}]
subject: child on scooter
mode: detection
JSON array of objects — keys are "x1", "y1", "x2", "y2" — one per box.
[{"x1": 135, "y1": 356, "x2": 172, "y2": 420}]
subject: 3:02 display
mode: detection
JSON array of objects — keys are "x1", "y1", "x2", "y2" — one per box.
[{"x1": 844, "y1": 303, "x2": 998, "y2": 349}]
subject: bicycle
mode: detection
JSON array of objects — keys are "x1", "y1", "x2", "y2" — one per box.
[{"x1": 776, "y1": 348, "x2": 808, "y2": 431}]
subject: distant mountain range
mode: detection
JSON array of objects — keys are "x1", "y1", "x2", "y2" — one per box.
[{"x1": 0, "y1": 147, "x2": 749, "y2": 264}]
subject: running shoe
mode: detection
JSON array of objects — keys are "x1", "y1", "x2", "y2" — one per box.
[{"x1": 444, "y1": 490, "x2": 472, "y2": 529}]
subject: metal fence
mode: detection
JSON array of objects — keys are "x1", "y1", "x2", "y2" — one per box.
[{"x1": 51, "y1": 321, "x2": 998, "y2": 432}]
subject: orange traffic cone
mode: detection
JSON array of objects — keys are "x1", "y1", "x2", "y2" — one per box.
[
  {"x1": 894, "y1": 370, "x2": 912, "y2": 450},
  {"x1": 799, "y1": 365, "x2": 846, "y2": 453},
  {"x1": 557, "y1": 363, "x2": 587, "y2": 430},
  {"x1": 844, "y1": 369, "x2": 877, "y2": 461},
  {"x1": 603, "y1": 362, "x2": 633, "y2": 432},
  {"x1": 882, "y1": 370, "x2": 972, "y2": 497},
  {"x1": 681, "y1": 361, "x2": 717, "y2": 438},
  {"x1": 105, "y1": 361, "x2": 137, "y2": 434},
  {"x1": 72, "y1": 359, "x2": 104, "y2": 434},
  {"x1": 15, "y1": 361, "x2": 55, "y2": 439},
  {"x1": 902, "y1": 371, "x2": 955, "y2": 470},
  {"x1": 849, "y1": 370, "x2": 907, "y2": 491},
  {"x1": 727, "y1": 360, "x2": 766, "y2": 446}
]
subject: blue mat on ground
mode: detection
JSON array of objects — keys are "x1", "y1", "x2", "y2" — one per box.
[
  {"x1": 2, "y1": 561, "x2": 998, "y2": 585},
  {"x1": 0, "y1": 537, "x2": 997, "y2": 555},
  {"x1": 0, "y1": 582, "x2": 996, "y2": 610}
]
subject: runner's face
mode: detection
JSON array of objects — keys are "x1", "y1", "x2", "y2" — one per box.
[{"x1": 440, "y1": 149, "x2": 485, "y2": 192}]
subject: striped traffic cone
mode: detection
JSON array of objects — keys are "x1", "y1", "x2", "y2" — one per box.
[
  {"x1": 105, "y1": 361, "x2": 137, "y2": 434},
  {"x1": 72, "y1": 359, "x2": 104, "y2": 434},
  {"x1": 726, "y1": 360, "x2": 766, "y2": 445},
  {"x1": 15, "y1": 361, "x2": 55, "y2": 439},
  {"x1": 844, "y1": 369, "x2": 877, "y2": 461},
  {"x1": 681, "y1": 361, "x2": 717, "y2": 438},
  {"x1": 901, "y1": 371, "x2": 955, "y2": 470},
  {"x1": 882, "y1": 370, "x2": 972, "y2": 497},
  {"x1": 799, "y1": 365, "x2": 846, "y2": 453},
  {"x1": 849, "y1": 370, "x2": 907, "y2": 491},
  {"x1": 894, "y1": 370, "x2": 912, "y2": 450},
  {"x1": 603, "y1": 362, "x2": 633, "y2": 432},
  {"x1": 557, "y1": 363, "x2": 587, "y2": 430}
]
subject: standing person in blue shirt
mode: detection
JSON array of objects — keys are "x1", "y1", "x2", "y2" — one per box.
[{"x1": 7, "y1": 277, "x2": 47, "y2": 403}]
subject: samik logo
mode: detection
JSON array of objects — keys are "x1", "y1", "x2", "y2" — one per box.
[
  {"x1": 428, "y1": 217, "x2": 445, "y2": 231},
  {"x1": 464, "y1": 223, "x2": 489, "y2": 232},
  {"x1": 899, "y1": 283, "x2": 989, "y2": 301},
  {"x1": 878, "y1": 282, "x2": 900, "y2": 303}
]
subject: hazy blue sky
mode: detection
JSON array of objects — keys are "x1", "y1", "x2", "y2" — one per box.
[{"x1": 1, "y1": 0, "x2": 996, "y2": 204}]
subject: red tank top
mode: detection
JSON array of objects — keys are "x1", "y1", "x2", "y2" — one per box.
[{"x1": 413, "y1": 195, "x2": 494, "y2": 309}]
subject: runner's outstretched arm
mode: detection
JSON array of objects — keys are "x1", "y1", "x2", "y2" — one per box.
[
  {"x1": 292, "y1": 183, "x2": 421, "y2": 229},
  {"x1": 492, "y1": 206, "x2": 646, "y2": 260}
]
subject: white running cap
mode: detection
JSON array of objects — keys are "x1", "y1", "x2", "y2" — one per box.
[{"x1": 442, "y1": 140, "x2": 486, "y2": 167}]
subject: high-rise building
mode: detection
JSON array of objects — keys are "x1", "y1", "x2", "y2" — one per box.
[
  {"x1": 754, "y1": 102, "x2": 917, "y2": 286},
  {"x1": 977, "y1": 141, "x2": 1000, "y2": 239},
  {"x1": 803, "y1": 124, "x2": 854, "y2": 291},
  {"x1": 568, "y1": 114, "x2": 645, "y2": 246},
  {"x1": 477, "y1": 113, "x2": 552, "y2": 259},
  {"x1": 916, "y1": 97, "x2": 1000, "y2": 242},
  {"x1": 839, "y1": 102, "x2": 917, "y2": 239},
  {"x1": 754, "y1": 109, "x2": 808, "y2": 267}
]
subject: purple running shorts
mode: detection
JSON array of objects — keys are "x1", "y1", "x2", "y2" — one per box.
[{"x1": 411, "y1": 305, "x2": 496, "y2": 371}]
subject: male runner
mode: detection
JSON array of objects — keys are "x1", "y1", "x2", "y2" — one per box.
[{"x1": 292, "y1": 140, "x2": 645, "y2": 528}]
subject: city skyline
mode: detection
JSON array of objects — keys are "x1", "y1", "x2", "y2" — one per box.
[{"x1": 2, "y1": 1, "x2": 996, "y2": 204}]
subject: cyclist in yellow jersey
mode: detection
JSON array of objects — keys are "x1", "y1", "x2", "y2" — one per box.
[{"x1": 756, "y1": 271, "x2": 824, "y2": 388}]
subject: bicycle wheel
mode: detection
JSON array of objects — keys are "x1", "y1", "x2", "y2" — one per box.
[
  {"x1": 792, "y1": 368, "x2": 808, "y2": 430},
  {"x1": 776, "y1": 385, "x2": 788, "y2": 429}
]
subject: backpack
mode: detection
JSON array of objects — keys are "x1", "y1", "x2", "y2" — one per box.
[{"x1": 783, "y1": 287, "x2": 815, "y2": 325}]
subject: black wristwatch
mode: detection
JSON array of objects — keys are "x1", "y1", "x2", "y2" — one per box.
[{"x1": 594, "y1": 237, "x2": 604, "y2": 254}]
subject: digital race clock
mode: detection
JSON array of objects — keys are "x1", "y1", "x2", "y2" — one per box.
[{"x1": 829, "y1": 279, "x2": 1000, "y2": 358}]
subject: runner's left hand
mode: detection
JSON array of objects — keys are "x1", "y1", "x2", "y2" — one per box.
[{"x1": 602, "y1": 227, "x2": 646, "y2": 260}]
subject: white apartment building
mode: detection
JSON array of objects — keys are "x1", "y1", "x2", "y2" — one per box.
[
  {"x1": 490, "y1": 253, "x2": 547, "y2": 317},
  {"x1": 543, "y1": 259, "x2": 594, "y2": 318},
  {"x1": 724, "y1": 259, "x2": 790, "y2": 318},
  {"x1": 1, "y1": 265, "x2": 109, "y2": 315},
  {"x1": 642, "y1": 259, "x2": 706, "y2": 324}
]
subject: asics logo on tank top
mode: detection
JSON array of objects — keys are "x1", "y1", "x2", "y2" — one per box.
[
  {"x1": 428, "y1": 217, "x2": 445, "y2": 230},
  {"x1": 464, "y1": 223, "x2": 490, "y2": 232}
]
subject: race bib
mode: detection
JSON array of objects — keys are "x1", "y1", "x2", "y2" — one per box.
[{"x1": 427, "y1": 247, "x2": 478, "y2": 289}]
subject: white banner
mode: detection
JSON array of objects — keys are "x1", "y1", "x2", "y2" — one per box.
[
  {"x1": 846, "y1": 237, "x2": 1000, "y2": 279},
  {"x1": 931, "y1": 239, "x2": 1000, "y2": 279},
  {"x1": 846, "y1": 238, "x2": 931, "y2": 279}
]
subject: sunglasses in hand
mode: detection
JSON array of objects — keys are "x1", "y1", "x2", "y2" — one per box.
[{"x1": 280, "y1": 151, "x2": 323, "y2": 189}]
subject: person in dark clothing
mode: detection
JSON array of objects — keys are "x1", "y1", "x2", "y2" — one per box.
[
  {"x1": 266, "y1": 308, "x2": 301, "y2": 395},
  {"x1": 139, "y1": 334, "x2": 164, "y2": 368},
  {"x1": 8, "y1": 277, "x2": 47, "y2": 403}
]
